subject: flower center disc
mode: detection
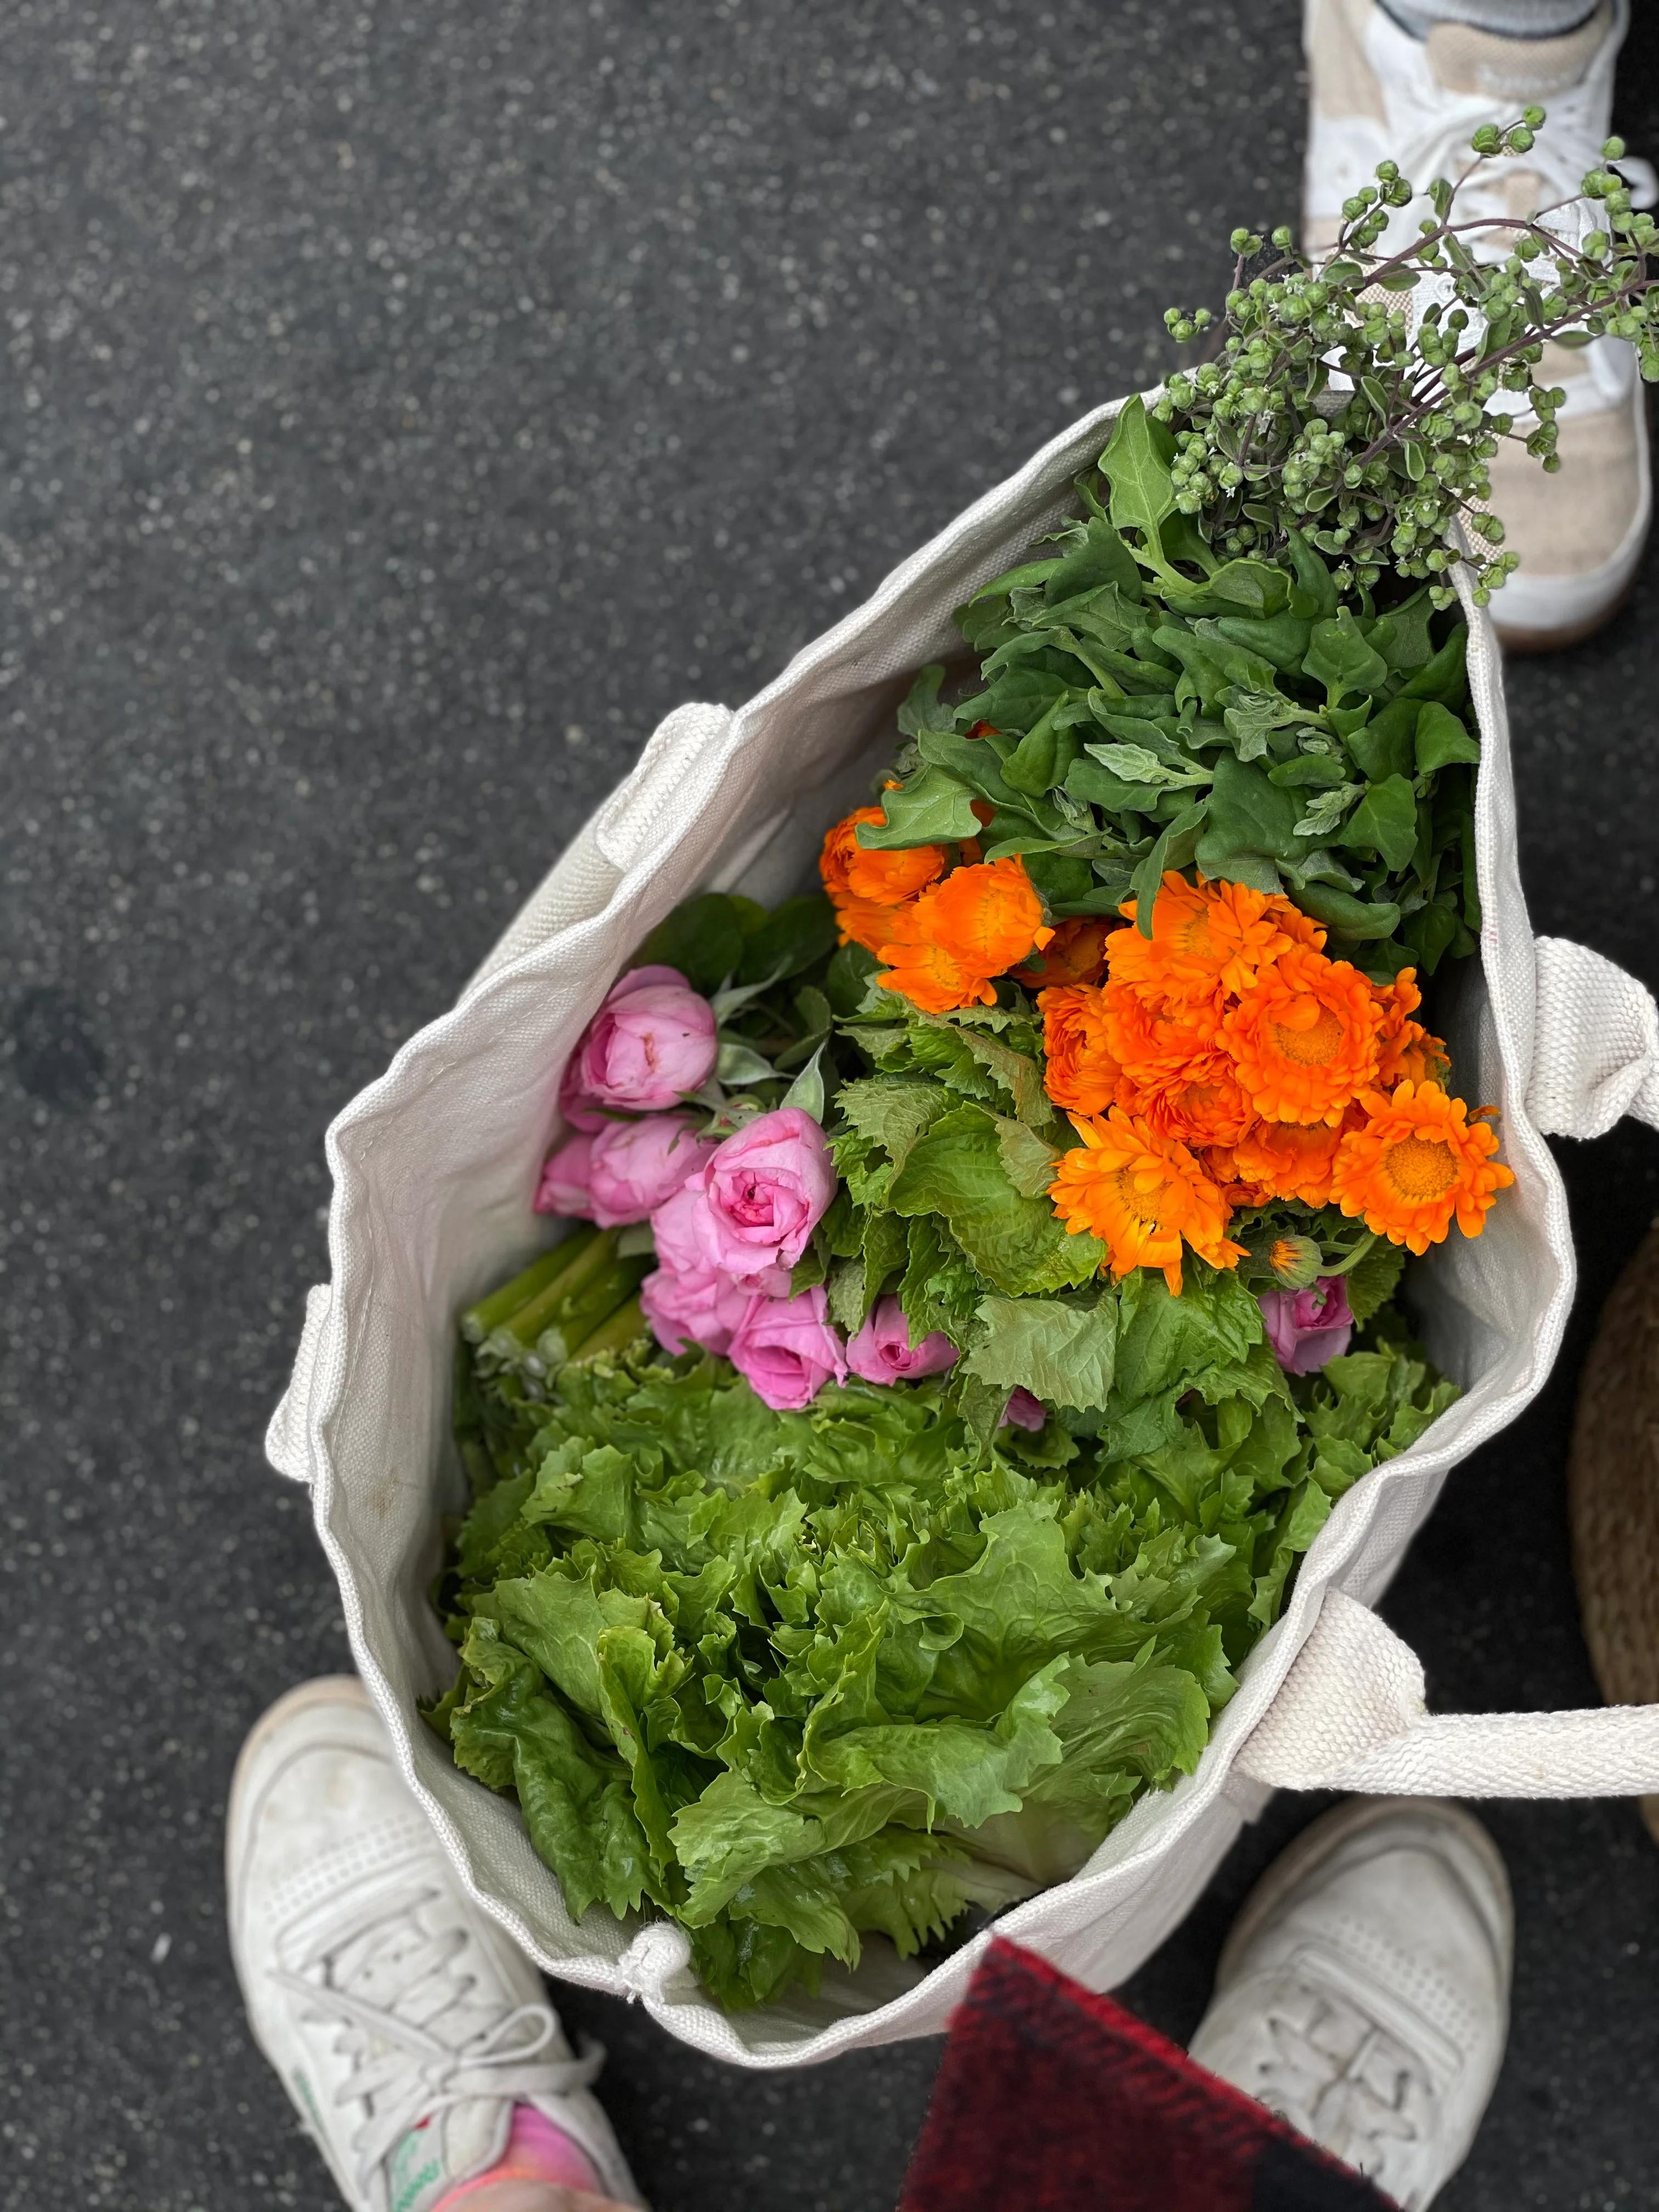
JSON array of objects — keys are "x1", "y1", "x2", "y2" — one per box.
[
  {"x1": 1383, "y1": 1134, "x2": 1459, "y2": 1200},
  {"x1": 1269, "y1": 998, "x2": 1343, "y2": 1066}
]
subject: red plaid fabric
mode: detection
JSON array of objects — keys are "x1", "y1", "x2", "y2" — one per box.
[{"x1": 900, "y1": 1940, "x2": 1393, "y2": 2212}]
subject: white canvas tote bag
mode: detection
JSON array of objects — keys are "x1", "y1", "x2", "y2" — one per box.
[{"x1": 267, "y1": 397, "x2": 1659, "y2": 2068}]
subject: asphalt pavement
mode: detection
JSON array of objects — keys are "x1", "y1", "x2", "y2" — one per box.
[{"x1": 4, "y1": 4, "x2": 1659, "y2": 2208}]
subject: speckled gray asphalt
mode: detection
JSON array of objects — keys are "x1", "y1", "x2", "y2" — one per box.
[{"x1": 5, "y1": 4, "x2": 1659, "y2": 2208}]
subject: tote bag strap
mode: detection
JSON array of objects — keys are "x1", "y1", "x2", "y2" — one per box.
[
  {"x1": 1527, "y1": 934, "x2": 1659, "y2": 1138},
  {"x1": 1240, "y1": 935, "x2": 1659, "y2": 1797},
  {"x1": 1237, "y1": 1589, "x2": 1659, "y2": 1797}
]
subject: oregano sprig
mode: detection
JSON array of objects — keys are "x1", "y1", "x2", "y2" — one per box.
[{"x1": 1153, "y1": 111, "x2": 1659, "y2": 606}]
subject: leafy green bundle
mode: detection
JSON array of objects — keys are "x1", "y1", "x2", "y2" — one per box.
[
  {"x1": 432, "y1": 1310, "x2": 1452, "y2": 2010},
  {"x1": 877, "y1": 403, "x2": 1478, "y2": 978}
]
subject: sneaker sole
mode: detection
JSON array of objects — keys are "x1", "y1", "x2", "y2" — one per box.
[
  {"x1": 1493, "y1": 572, "x2": 1640, "y2": 656},
  {"x1": 1213, "y1": 1795, "x2": 1515, "y2": 1998}
]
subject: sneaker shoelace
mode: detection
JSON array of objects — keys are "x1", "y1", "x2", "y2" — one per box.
[
  {"x1": 1251, "y1": 1985, "x2": 1435, "y2": 2192},
  {"x1": 272, "y1": 1878, "x2": 601, "y2": 2196}
]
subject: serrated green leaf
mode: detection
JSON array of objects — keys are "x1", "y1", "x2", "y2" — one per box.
[
  {"x1": 964, "y1": 1295, "x2": 1119, "y2": 1411},
  {"x1": 1344, "y1": 1240, "x2": 1407, "y2": 1325},
  {"x1": 996, "y1": 1116, "x2": 1062, "y2": 1199},
  {"x1": 888, "y1": 1104, "x2": 1107, "y2": 1294}
]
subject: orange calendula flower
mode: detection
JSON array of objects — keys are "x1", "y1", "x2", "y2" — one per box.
[
  {"x1": 878, "y1": 856, "x2": 1053, "y2": 1012},
  {"x1": 1020, "y1": 916, "x2": 1115, "y2": 988},
  {"x1": 1231, "y1": 1116, "x2": 1347, "y2": 1207},
  {"x1": 1138, "y1": 1053, "x2": 1255, "y2": 1149},
  {"x1": 1049, "y1": 1108, "x2": 1246, "y2": 1295},
  {"x1": 831, "y1": 893, "x2": 907, "y2": 957},
  {"x1": 1331, "y1": 1081, "x2": 1515, "y2": 1255},
  {"x1": 876, "y1": 935, "x2": 994, "y2": 1014},
  {"x1": 1199, "y1": 1144, "x2": 1273, "y2": 1209},
  {"x1": 1110, "y1": 872, "x2": 1323, "y2": 1032},
  {"x1": 1039, "y1": 984, "x2": 1127, "y2": 1116},
  {"x1": 919, "y1": 855, "x2": 1053, "y2": 975},
  {"x1": 1373, "y1": 968, "x2": 1449, "y2": 1091},
  {"x1": 1222, "y1": 946, "x2": 1384, "y2": 1127},
  {"x1": 819, "y1": 805, "x2": 946, "y2": 952},
  {"x1": 1099, "y1": 979, "x2": 1214, "y2": 1087}
]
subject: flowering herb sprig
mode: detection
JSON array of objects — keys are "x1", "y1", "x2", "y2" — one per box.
[{"x1": 1154, "y1": 113, "x2": 1659, "y2": 605}]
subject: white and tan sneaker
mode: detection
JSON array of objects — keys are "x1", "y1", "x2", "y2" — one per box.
[
  {"x1": 1188, "y1": 1798, "x2": 1512, "y2": 2211},
  {"x1": 227, "y1": 1675, "x2": 642, "y2": 2212},
  {"x1": 1303, "y1": 0, "x2": 1652, "y2": 650}
]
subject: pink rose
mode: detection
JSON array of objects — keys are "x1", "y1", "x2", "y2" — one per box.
[
  {"x1": 535, "y1": 1132, "x2": 597, "y2": 1217},
  {"x1": 845, "y1": 1297, "x2": 958, "y2": 1385},
  {"x1": 651, "y1": 1182, "x2": 792, "y2": 1298},
  {"x1": 640, "y1": 1265, "x2": 753, "y2": 1358},
  {"x1": 684, "y1": 1107, "x2": 836, "y2": 1285},
  {"x1": 1000, "y1": 1387, "x2": 1047, "y2": 1432},
  {"x1": 558, "y1": 966, "x2": 718, "y2": 1131},
  {"x1": 728, "y1": 1286, "x2": 847, "y2": 1411},
  {"x1": 585, "y1": 1114, "x2": 715, "y2": 1228},
  {"x1": 1258, "y1": 1277, "x2": 1355, "y2": 1376}
]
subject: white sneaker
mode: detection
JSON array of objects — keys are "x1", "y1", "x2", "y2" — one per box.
[
  {"x1": 226, "y1": 1675, "x2": 642, "y2": 2212},
  {"x1": 1188, "y1": 1798, "x2": 1512, "y2": 2211},
  {"x1": 1302, "y1": 0, "x2": 1652, "y2": 650}
]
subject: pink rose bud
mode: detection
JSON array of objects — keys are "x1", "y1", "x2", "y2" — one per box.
[
  {"x1": 686, "y1": 1106, "x2": 837, "y2": 1285},
  {"x1": 585, "y1": 1114, "x2": 716, "y2": 1228},
  {"x1": 640, "y1": 1265, "x2": 754, "y2": 1358},
  {"x1": 534, "y1": 1133, "x2": 597, "y2": 1217},
  {"x1": 559, "y1": 965, "x2": 718, "y2": 1130},
  {"x1": 727, "y1": 1285, "x2": 848, "y2": 1412},
  {"x1": 1257, "y1": 1276, "x2": 1355, "y2": 1376},
  {"x1": 1000, "y1": 1386, "x2": 1047, "y2": 1431},
  {"x1": 845, "y1": 1296, "x2": 958, "y2": 1385}
]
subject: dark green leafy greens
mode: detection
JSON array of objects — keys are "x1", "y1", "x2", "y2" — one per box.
[{"x1": 878, "y1": 419, "x2": 1477, "y2": 973}]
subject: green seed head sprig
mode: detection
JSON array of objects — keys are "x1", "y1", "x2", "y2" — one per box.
[{"x1": 1152, "y1": 115, "x2": 1659, "y2": 606}]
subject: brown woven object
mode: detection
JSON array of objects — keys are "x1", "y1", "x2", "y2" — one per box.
[{"x1": 1568, "y1": 1220, "x2": 1659, "y2": 1844}]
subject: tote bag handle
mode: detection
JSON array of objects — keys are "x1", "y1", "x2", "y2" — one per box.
[{"x1": 1242, "y1": 935, "x2": 1659, "y2": 1798}]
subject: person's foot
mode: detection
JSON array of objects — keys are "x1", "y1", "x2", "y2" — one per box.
[
  {"x1": 1188, "y1": 1798, "x2": 1512, "y2": 2211},
  {"x1": 227, "y1": 1675, "x2": 642, "y2": 2212},
  {"x1": 1302, "y1": 0, "x2": 1650, "y2": 651}
]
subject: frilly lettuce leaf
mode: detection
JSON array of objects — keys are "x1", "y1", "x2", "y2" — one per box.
[{"x1": 432, "y1": 1314, "x2": 1454, "y2": 2009}]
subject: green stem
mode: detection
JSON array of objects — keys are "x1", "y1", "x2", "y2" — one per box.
[
  {"x1": 528, "y1": 1258, "x2": 652, "y2": 1376},
  {"x1": 1321, "y1": 1231, "x2": 1379, "y2": 1277},
  {"x1": 483, "y1": 1228, "x2": 616, "y2": 1362},
  {"x1": 568, "y1": 1297, "x2": 648, "y2": 1366},
  {"x1": 461, "y1": 1235, "x2": 594, "y2": 1342}
]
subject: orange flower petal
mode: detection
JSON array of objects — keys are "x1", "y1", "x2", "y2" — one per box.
[
  {"x1": 1039, "y1": 983, "x2": 1128, "y2": 1116},
  {"x1": 1231, "y1": 1116, "x2": 1346, "y2": 1206},
  {"x1": 876, "y1": 936, "x2": 997, "y2": 1014}
]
